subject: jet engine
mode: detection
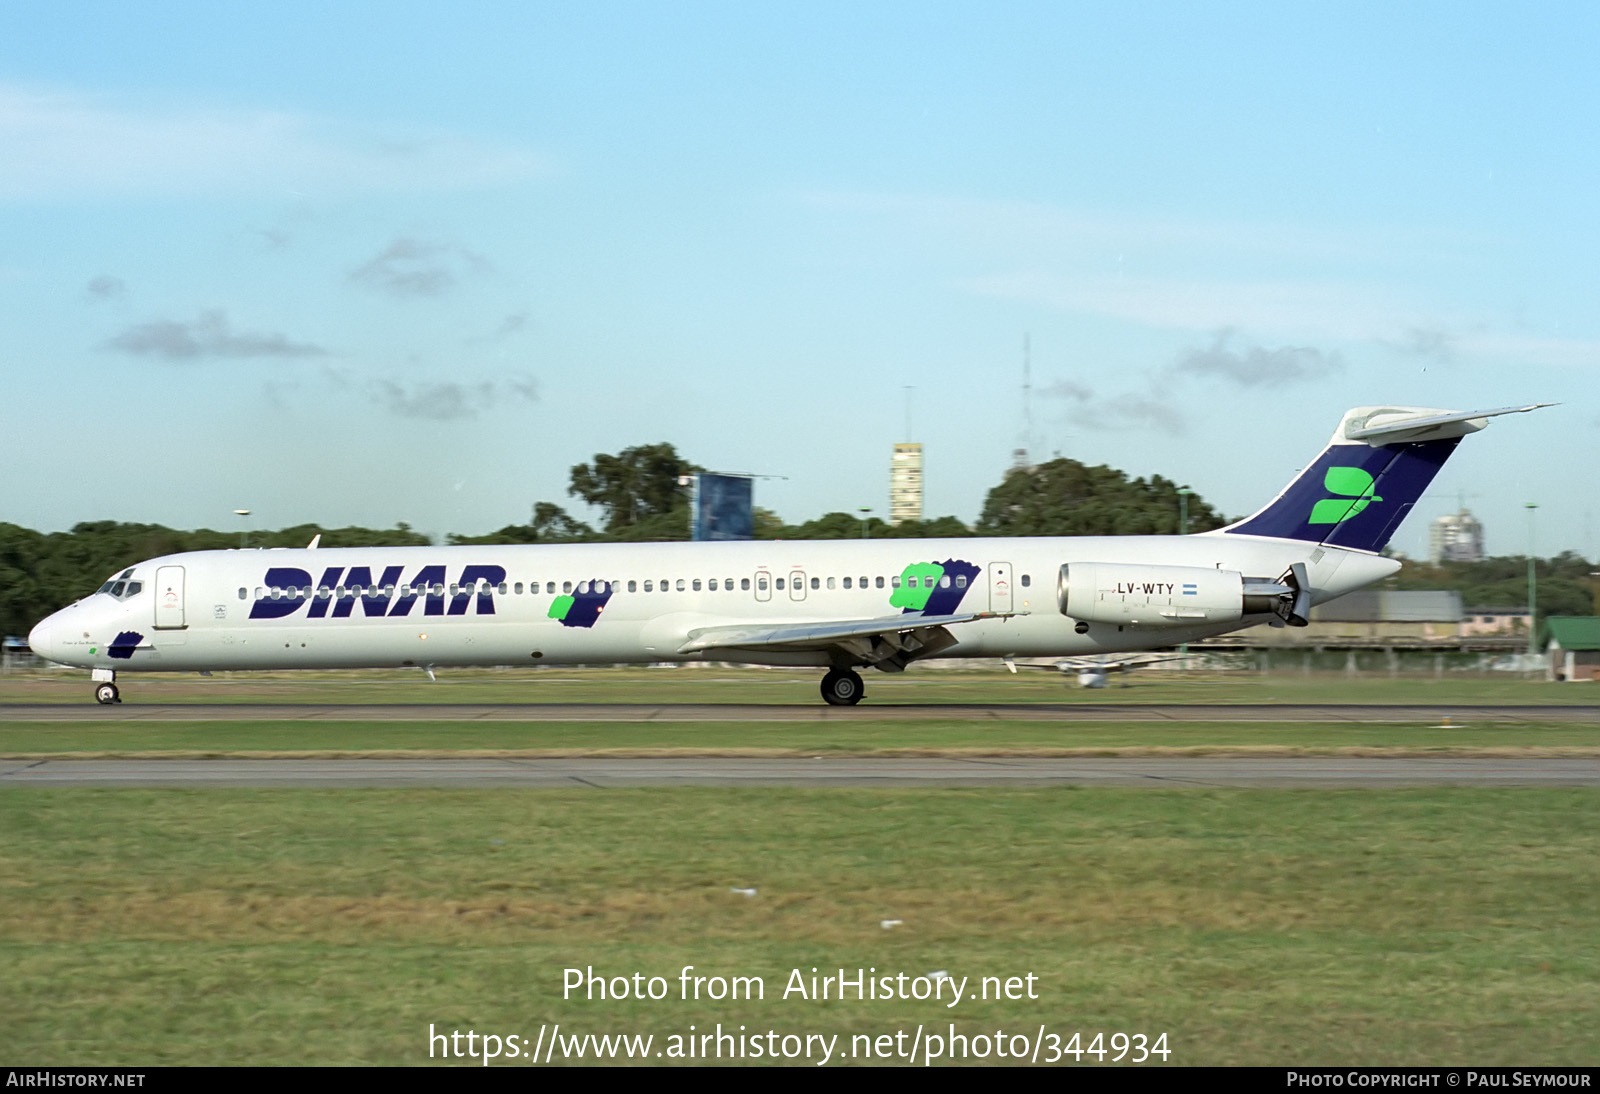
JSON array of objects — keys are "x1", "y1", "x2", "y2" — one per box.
[{"x1": 1057, "y1": 562, "x2": 1310, "y2": 627}]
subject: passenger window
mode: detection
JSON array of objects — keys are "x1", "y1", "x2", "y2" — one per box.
[
  {"x1": 693, "y1": 579, "x2": 702, "y2": 591},
  {"x1": 725, "y1": 576, "x2": 734, "y2": 589},
  {"x1": 563, "y1": 581, "x2": 572, "y2": 594},
  {"x1": 827, "y1": 577, "x2": 835, "y2": 589},
  {"x1": 515, "y1": 583, "x2": 524, "y2": 595},
  {"x1": 238, "y1": 587, "x2": 247, "y2": 600},
  {"x1": 811, "y1": 577, "x2": 819, "y2": 590},
  {"x1": 775, "y1": 579, "x2": 785, "y2": 590},
  {"x1": 546, "y1": 582, "x2": 555, "y2": 594},
  {"x1": 940, "y1": 576, "x2": 951, "y2": 588},
  {"x1": 843, "y1": 577, "x2": 852, "y2": 589},
  {"x1": 1021, "y1": 574, "x2": 1031, "y2": 587},
  {"x1": 497, "y1": 582, "x2": 507, "y2": 595},
  {"x1": 891, "y1": 576, "x2": 901, "y2": 588},
  {"x1": 955, "y1": 575, "x2": 966, "y2": 588},
  {"x1": 744, "y1": 578, "x2": 753, "y2": 591},
  {"x1": 628, "y1": 580, "x2": 637, "y2": 593},
  {"x1": 676, "y1": 579, "x2": 686, "y2": 592},
  {"x1": 644, "y1": 580, "x2": 653, "y2": 592},
  {"x1": 708, "y1": 579, "x2": 718, "y2": 591},
  {"x1": 875, "y1": 577, "x2": 884, "y2": 589}
]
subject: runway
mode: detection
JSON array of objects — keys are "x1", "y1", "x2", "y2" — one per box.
[
  {"x1": 5, "y1": 702, "x2": 1599, "y2": 723},
  {"x1": 2, "y1": 756, "x2": 1596, "y2": 788}
]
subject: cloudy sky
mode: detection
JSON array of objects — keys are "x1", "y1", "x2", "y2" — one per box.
[{"x1": 3, "y1": 2, "x2": 1596, "y2": 559}]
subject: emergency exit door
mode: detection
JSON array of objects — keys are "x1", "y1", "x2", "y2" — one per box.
[{"x1": 988, "y1": 561, "x2": 1013, "y2": 613}]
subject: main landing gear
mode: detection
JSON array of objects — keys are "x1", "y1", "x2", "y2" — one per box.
[{"x1": 820, "y1": 669, "x2": 864, "y2": 706}]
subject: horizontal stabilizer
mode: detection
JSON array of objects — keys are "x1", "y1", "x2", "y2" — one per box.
[{"x1": 1344, "y1": 403, "x2": 1554, "y2": 445}]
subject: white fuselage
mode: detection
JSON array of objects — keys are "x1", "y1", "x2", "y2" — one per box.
[{"x1": 28, "y1": 533, "x2": 1398, "y2": 675}]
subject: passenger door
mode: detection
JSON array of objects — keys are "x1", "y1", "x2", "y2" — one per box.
[{"x1": 154, "y1": 565, "x2": 187, "y2": 629}]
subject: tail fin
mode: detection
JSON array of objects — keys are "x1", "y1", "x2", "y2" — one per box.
[{"x1": 1212, "y1": 404, "x2": 1549, "y2": 554}]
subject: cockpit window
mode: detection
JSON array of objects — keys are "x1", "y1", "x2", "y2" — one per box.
[{"x1": 98, "y1": 575, "x2": 144, "y2": 600}]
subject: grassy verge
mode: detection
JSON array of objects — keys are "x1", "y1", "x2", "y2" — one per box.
[
  {"x1": 2, "y1": 787, "x2": 1596, "y2": 1065},
  {"x1": 3, "y1": 718, "x2": 1600, "y2": 757}
]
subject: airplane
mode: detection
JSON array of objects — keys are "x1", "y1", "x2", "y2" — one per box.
[
  {"x1": 27, "y1": 403, "x2": 1548, "y2": 706},
  {"x1": 1005, "y1": 652, "x2": 1192, "y2": 688}
]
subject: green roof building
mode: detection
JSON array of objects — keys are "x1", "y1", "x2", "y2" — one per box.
[{"x1": 1542, "y1": 617, "x2": 1600, "y2": 682}]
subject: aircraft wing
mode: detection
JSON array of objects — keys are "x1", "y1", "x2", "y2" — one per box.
[{"x1": 678, "y1": 611, "x2": 1016, "y2": 656}]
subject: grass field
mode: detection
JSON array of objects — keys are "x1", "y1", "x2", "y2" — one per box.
[
  {"x1": 4, "y1": 718, "x2": 1600, "y2": 758},
  {"x1": 2, "y1": 787, "x2": 1596, "y2": 1065},
  {"x1": 2, "y1": 667, "x2": 1596, "y2": 1066}
]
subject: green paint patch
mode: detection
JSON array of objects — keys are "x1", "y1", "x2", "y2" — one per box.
[
  {"x1": 1309, "y1": 466, "x2": 1383, "y2": 525},
  {"x1": 889, "y1": 562, "x2": 946, "y2": 610},
  {"x1": 546, "y1": 595, "x2": 574, "y2": 621}
]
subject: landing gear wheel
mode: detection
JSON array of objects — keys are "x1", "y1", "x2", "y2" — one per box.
[
  {"x1": 820, "y1": 669, "x2": 864, "y2": 706},
  {"x1": 94, "y1": 682, "x2": 121, "y2": 705}
]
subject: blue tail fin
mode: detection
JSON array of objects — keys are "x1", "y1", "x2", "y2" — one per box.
[
  {"x1": 1219, "y1": 437, "x2": 1458, "y2": 553},
  {"x1": 1213, "y1": 403, "x2": 1548, "y2": 554}
]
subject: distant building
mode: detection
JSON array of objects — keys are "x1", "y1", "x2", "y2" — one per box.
[
  {"x1": 1429, "y1": 508, "x2": 1484, "y2": 563},
  {"x1": 1460, "y1": 609, "x2": 1533, "y2": 637},
  {"x1": 890, "y1": 442, "x2": 923, "y2": 525}
]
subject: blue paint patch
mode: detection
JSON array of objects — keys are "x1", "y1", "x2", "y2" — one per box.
[
  {"x1": 108, "y1": 630, "x2": 143, "y2": 659},
  {"x1": 913, "y1": 559, "x2": 981, "y2": 616},
  {"x1": 558, "y1": 580, "x2": 615, "y2": 628},
  {"x1": 248, "y1": 568, "x2": 314, "y2": 619},
  {"x1": 1224, "y1": 438, "x2": 1459, "y2": 553}
]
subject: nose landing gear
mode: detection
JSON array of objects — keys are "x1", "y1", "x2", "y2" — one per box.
[
  {"x1": 91, "y1": 668, "x2": 120, "y2": 704},
  {"x1": 820, "y1": 669, "x2": 864, "y2": 706}
]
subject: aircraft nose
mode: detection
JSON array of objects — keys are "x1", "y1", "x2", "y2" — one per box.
[{"x1": 28, "y1": 618, "x2": 56, "y2": 661}]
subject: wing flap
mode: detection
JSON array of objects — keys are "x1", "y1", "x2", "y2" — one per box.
[{"x1": 678, "y1": 611, "x2": 1014, "y2": 654}]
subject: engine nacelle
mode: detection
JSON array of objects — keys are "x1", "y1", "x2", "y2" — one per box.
[{"x1": 1058, "y1": 562, "x2": 1272, "y2": 626}]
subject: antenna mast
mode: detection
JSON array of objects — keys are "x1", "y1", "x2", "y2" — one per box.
[{"x1": 1013, "y1": 334, "x2": 1034, "y2": 470}]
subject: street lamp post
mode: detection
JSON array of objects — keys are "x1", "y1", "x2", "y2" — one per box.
[
  {"x1": 1526, "y1": 503, "x2": 1539, "y2": 657},
  {"x1": 1177, "y1": 486, "x2": 1192, "y2": 535},
  {"x1": 234, "y1": 509, "x2": 251, "y2": 549},
  {"x1": 858, "y1": 507, "x2": 872, "y2": 539}
]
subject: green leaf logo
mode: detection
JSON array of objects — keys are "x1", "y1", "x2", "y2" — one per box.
[
  {"x1": 889, "y1": 562, "x2": 946, "y2": 610},
  {"x1": 1309, "y1": 467, "x2": 1382, "y2": 525}
]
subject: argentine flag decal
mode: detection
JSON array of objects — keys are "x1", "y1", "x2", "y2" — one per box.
[{"x1": 1181, "y1": 583, "x2": 1198, "y2": 595}]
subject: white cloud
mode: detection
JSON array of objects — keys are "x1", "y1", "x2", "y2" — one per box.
[{"x1": 0, "y1": 84, "x2": 547, "y2": 201}]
